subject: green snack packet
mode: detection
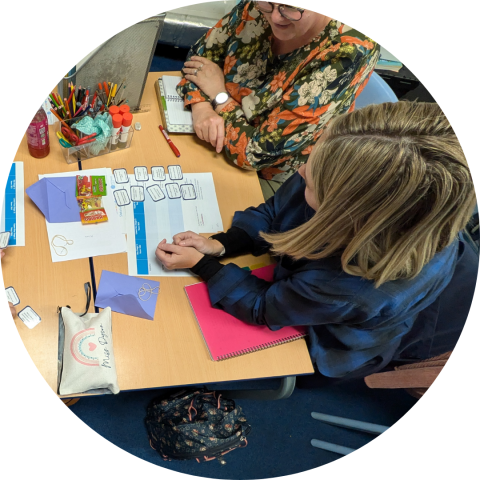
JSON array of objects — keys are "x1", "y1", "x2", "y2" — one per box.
[{"x1": 92, "y1": 176, "x2": 107, "y2": 196}]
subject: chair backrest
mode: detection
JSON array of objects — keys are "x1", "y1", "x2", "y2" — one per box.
[
  {"x1": 364, "y1": 352, "x2": 451, "y2": 398},
  {"x1": 355, "y1": 71, "x2": 398, "y2": 109}
]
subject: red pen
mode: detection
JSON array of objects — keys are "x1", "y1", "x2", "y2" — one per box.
[{"x1": 158, "y1": 125, "x2": 180, "y2": 157}]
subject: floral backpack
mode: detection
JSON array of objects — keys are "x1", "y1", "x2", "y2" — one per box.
[{"x1": 145, "y1": 388, "x2": 251, "y2": 464}]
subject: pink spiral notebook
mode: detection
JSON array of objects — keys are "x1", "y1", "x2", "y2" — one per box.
[{"x1": 184, "y1": 265, "x2": 307, "y2": 361}]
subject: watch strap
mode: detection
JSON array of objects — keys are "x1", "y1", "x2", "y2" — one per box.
[{"x1": 211, "y1": 92, "x2": 229, "y2": 110}]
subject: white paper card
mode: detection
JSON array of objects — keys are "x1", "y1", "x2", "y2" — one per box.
[
  {"x1": 131, "y1": 186, "x2": 145, "y2": 202},
  {"x1": 41, "y1": 168, "x2": 127, "y2": 263},
  {"x1": 114, "y1": 189, "x2": 131, "y2": 207},
  {"x1": 147, "y1": 185, "x2": 166, "y2": 202},
  {"x1": 134, "y1": 166, "x2": 149, "y2": 182},
  {"x1": 165, "y1": 183, "x2": 181, "y2": 199},
  {"x1": 151, "y1": 166, "x2": 166, "y2": 181},
  {"x1": 168, "y1": 165, "x2": 183, "y2": 180},
  {"x1": 113, "y1": 168, "x2": 129, "y2": 184},
  {"x1": 18, "y1": 306, "x2": 41, "y2": 329},
  {"x1": 180, "y1": 184, "x2": 196, "y2": 200},
  {"x1": 0, "y1": 231, "x2": 11, "y2": 248},
  {"x1": 5, "y1": 286, "x2": 20, "y2": 305}
]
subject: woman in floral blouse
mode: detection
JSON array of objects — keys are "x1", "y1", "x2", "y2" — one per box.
[{"x1": 177, "y1": 1, "x2": 379, "y2": 194}]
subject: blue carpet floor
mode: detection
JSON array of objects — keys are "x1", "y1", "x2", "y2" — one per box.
[{"x1": 70, "y1": 378, "x2": 417, "y2": 478}]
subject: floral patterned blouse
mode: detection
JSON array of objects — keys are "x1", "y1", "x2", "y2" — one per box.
[{"x1": 177, "y1": 0, "x2": 380, "y2": 182}]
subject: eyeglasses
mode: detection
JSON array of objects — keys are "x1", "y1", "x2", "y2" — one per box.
[{"x1": 255, "y1": 2, "x2": 305, "y2": 21}]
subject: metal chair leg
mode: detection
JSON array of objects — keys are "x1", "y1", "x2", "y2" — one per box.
[{"x1": 226, "y1": 376, "x2": 296, "y2": 400}]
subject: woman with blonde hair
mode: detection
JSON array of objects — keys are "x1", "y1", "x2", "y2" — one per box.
[{"x1": 156, "y1": 102, "x2": 476, "y2": 380}]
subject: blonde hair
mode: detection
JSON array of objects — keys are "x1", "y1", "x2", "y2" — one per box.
[{"x1": 261, "y1": 102, "x2": 476, "y2": 286}]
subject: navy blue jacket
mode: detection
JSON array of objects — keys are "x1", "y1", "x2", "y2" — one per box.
[{"x1": 204, "y1": 173, "x2": 460, "y2": 378}]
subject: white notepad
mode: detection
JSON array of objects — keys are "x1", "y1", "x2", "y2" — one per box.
[
  {"x1": 155, "y1": 76, "x2": 194, "y2": 133},
  {"x1": 162, "y1": 76, "x2": 194, "y2": 126}
]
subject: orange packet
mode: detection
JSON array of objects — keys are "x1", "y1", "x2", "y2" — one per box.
[{"x1": 80, "y1": 208, "x2": 108, "y2": 224}]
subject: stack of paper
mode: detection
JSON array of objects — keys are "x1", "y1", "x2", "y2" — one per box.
[{"x1": 26, "y1": 168, "x2": 127, "y2": 263}]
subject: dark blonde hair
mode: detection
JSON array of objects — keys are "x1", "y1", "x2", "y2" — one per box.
[{"x1": 261, "y1": 102, "x2": 476, "y2": 286}]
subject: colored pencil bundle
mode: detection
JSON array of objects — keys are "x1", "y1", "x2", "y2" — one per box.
[{"x1": 48, "y1": 79, "x2": 127, "y2": 122}]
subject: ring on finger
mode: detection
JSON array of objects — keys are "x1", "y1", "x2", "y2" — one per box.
[
  {"x1": 193, "y1": 68, "x2": 198, "y2": 76},
  {"x1": 198, "y1": 63, "x2": 203, "y2": 70}
]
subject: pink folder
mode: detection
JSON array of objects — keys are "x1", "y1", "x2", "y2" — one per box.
[{"x1": 184, "y1": 265, "x2": 307, "y2": 361}]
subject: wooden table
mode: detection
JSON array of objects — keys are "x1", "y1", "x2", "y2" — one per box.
[
  {"x1": 3, "y1": 72, "x2": 314, "y2": 395},
  {"x1": 3, "y1": 139, "x2": 94, "y2": 393}
]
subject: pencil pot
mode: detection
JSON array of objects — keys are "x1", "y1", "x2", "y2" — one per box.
[{"x1": 57, "y1": 114, "x2": 134, "y2": 164}]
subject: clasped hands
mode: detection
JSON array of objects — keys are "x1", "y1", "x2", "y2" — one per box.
[
  {"x1": 183, "y1": 56, "x2": 229, "y2": 153},
  {"x1": 155, "y1": 231, "x2": 224, "y2": 270}
]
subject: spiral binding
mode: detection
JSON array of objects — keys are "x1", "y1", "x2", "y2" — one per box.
[
  {"x1": 166, "y1": 95, "x2": 183, "y2": 102},
  {"x1": 215, "y1": 333, "x2": 307, "y2": 361}
]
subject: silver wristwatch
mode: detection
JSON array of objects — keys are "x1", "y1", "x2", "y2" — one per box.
[{"x1": 211, "y1": 91, "x2": 229, "y2": 110}]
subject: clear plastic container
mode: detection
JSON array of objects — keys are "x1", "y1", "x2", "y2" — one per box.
[{"x1": 57, "y1": 116, "x2": 134, "y2": 164}]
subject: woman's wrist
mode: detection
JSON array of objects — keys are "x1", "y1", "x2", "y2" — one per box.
[
  {"x1": 191, "y1": 101, "x2": 214, "y2": 112},
  {"x1": 213, "y1": 96, "x2": 235, "y2": 114},
  {"x1": 209, "y1": 238, "x2": 226, "y2": 256},
  {"x1": 190, "y1": 255, "x2": 224, "y2": 281}
]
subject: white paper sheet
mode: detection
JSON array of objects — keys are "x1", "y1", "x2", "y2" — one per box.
[
  {"x1": 41, "y1": 168, "x2": 127, "y2": 262},
  {"x1": 162, "y1": 75, "x2": 194, "y2": 126},
  {"x1": 112, "y1": 172, "x2": 223, "y2": 277},
  {"x1": 1, "y1": 162, "x2": 25, "y2": 246}
]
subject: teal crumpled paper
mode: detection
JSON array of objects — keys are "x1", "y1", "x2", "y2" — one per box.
[{"x1": 72, "y1": 113, "x2": 112, "y2": 156}]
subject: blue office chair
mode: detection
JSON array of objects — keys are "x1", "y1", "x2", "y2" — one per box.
[{"x1": 355, "y1": 71, "x2": 398, "y2": 109}]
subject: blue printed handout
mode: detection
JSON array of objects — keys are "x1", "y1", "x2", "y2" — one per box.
[
  {"x1": 95, "y1": 270, "x2": 160, "y2": 320},
  {"x1": 26, "y1": 176, "x2": 79, "y2": 223}
]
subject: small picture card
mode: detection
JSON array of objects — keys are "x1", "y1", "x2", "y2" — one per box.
[
  {"x1": 113, "y1": 168, "x2": 129, "y2": 184},
  {"x1": 165, "y1": 183, "x2": 181, "y2": 199},
  {"x1": 168, "y1": 165, "x2": 183, "y2": 180},
  {"x1": 151, "y1": 166, "x2": 166, "y2": 181},
  {"x1": 180, "y1": 183, "x2": 196, "y2": 200},
  {"x1": 5, "y1": 286, "x2": 20, "y2": 306},
  {"x1": 134, "y1": 166, "x2": 149, "y2": 182},
  {"x1": 18, "y1": 306, "x2": 41, "y2": 329},
  {"x1": 0, "y1": 231, "x2": 11, "y2": 249},
  {"x1": 146, "y1": 184, "x2": 166, "y2": 202},
  {"x1": 113, "y1": 189, "x2": 131, "y2": 207},
  {"x1": 131, "y1": 185, "x2": 145, "y2": 202}
]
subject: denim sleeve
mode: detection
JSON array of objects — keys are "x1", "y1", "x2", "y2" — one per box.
[
  {"x1": 206, "y1": 263, "x2": 358, "y2": 329},
  {"x1": 229, "y1": 192, "x2": 278, "y2": 256}
]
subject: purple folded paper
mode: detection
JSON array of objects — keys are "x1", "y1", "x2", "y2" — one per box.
[
  {"x1": 26, "y1": 176, "x2": 80, "y2": 223},
  {"x1": 95, "y1": 270, "x2": 160, "y2": 320}
]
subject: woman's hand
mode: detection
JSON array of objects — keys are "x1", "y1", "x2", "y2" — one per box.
[
  {"x1": 173, "y1": 231, "x2": 224, "y2": 256},
  {"x1": 155, "y1": 239, "x2": 204, "y2": 270},
  {"x1": 183, "y1": 56, "x2": 227, "y2": 100},
  {"x1": 191, "y1": 103, "x2": 225, "y2": 153}
]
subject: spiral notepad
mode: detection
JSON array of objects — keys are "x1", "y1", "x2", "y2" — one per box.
[
  {"x1": 154, "y1": 75, "x2": 194, "y2": 133},
  {"x1": 184, "y1": 265, "x2": 307, "y2": 361}
]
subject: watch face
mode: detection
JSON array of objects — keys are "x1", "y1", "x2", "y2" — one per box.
[{"x1": 215, "y1": 92, "x2": 229, "y2": 104}]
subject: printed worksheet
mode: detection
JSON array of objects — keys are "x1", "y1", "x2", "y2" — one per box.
[
  {"x1": 41, "y1": 168, "x2": 127, "y2": 262},
  {"x1": 111, "y1": 172, "x2": 223, "y2": 276},
  {"x1": 1, "y1": 162, "x2": 25, "y2": 246}
]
